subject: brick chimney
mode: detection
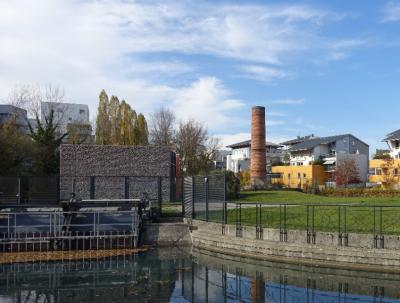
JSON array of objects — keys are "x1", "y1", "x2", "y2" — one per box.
[{"x1": 250, "y1": 106, "x2": 266, "y2": 188}]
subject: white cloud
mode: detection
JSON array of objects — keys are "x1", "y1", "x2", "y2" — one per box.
[
  {"x1": 382, "y1": 1, "x2": 400, "y2": 22},
  {"x1": 217, "y1": 132, "x2": 251, "y2": 149},
  {"x1": 171, "y1": 77, "x2": 245, "y2": 131},
  {"x1": 217, "y1": 132, "x2": 291, "y2": 149},
  {"x1": 326, "y1": 38, "x2": 369, "y2": 60},
  {"x1": 271, "y1": 99, "x2": 305, "y2": 105},
  {"x1": 239, "y1": 65, "x2": 288, "y2": 82},
  {"x1": 268, "y1": 120, "x2": 285, "y2": 126},
  {"x1": 268, "y1": 111, "x2": 287, "y2": 117},
  {"x1": 0, "y1": 0, "x2": 360, "y2": 134}
]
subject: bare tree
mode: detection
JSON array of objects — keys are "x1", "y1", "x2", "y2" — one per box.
[
  {"x1": 335, "y1": 157, "x2": 361, "y2": 187},
  {"x1": 149, "y1": 107, "x2": 176, "y2": 146},
  {"x1": 175, "y1": 119, "x2": 220, "y2": 175},
  {"x1": 8, "y1": 84, "x2": 66, "y2": 129},
  {"x1": 8, "y1": 84, "x2": 43, "y2": 117}
]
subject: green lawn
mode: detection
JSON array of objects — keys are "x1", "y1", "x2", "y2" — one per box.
[
  {"x1": 211, "y1": 190, "x2": 400, "y2": 234},
  {"x1": 236, "y1": 190, "x2": 400, "y2": 205}
]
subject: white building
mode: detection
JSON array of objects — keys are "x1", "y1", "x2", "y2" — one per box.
[
  {"x1": 384, "y1": 129, "x2": 400, "y2": 159},
  {"x1": 226, "y1": 140, "x2": 282, "y2": 173},
  {"x1": 41, "y1": 102, "x2": 90, "y2": 133},
  {"x1": 41, "y1": 102, "x2": 92, "y2": 143},
  {"x1": 285, "y1": 134, "x2": 369, "y2": 183}
]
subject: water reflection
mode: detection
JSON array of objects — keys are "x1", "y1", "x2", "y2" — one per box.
[{"x1": 1, "y1": 248, "x2": 400, "y2": 302}]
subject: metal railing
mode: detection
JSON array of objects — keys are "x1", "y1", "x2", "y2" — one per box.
[
  {"x1": 194, "y1": 202, "x2": 400, "y2": 249},
  {"x1": 0, "y1": 209, "x2": 141, "y2": 253}
]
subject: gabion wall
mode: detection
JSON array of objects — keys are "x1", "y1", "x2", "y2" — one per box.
[{"x1": 60, "y1": 145, "x2": 176, "y2": 202}]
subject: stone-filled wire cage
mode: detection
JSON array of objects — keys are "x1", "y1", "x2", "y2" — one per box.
[
  {"x1": 59, "y1": 145, "x2": 179, "y2": 208},
  {"x1": 183, "y1": 173, "x2": 227, "y2": 223}
]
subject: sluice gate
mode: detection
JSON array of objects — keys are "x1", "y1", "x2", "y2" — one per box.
[{"x1": 0, "y1": 199, "x2": 146, "y2": 253}]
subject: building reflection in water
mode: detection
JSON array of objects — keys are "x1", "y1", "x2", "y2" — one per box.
[{"x1": 1, "y1": 248, "x2": 400, "y2": 303}]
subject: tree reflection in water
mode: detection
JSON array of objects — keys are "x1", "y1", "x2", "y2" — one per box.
[{"x1": 1, "y1": 248, "x2": 400, "y2": 303}]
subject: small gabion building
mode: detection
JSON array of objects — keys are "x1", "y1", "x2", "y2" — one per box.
[{"x1": 59, "y1": 144, "x2": 177, "y2": 202}]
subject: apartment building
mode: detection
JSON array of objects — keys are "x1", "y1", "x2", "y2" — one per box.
[
  {"x1": 273, "y1": 134, "x2": 369, "y2": 188},
  {"x1": 369, "y1": 130, "x2": 400, "y2": 189},
  {"x1": 225, "y1": 140, "x2": 282, "y2": 173},
  {"x1": 384, "y1": 129, "x2": 400, "y2": 159},
  {"x1": 0, "y1": 104, "x2": 29, "y2": 132},
  {"x1": 41, "y1": 102, "x2": 93, "y2": 143}
]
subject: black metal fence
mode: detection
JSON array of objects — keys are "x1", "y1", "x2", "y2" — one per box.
[
  {"x1": 183, "y1": 173, "x2": 226, "y2": 222},
  {"x1": 0, "y1": 176, "x2": 59, "y2": 204},
  {"x1": 0, "y1": 175, "x2": 179, "y2": 212},
  {"x1": 197, "y1": 202, "x2": 400, "y2": 249}
]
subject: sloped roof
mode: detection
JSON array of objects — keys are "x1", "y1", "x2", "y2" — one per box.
[
  {"x1": 289, "y1": 134, "x2": 368, "y2": 152},
  {"x1": 384, "y1": 129, "x2": 400, "y2": 141},
  {"x1": 226, "y1": 139, "x2": 281, "y2": 149},
  {"x1": 280, "y1": 134, "x2": 318, "y2": 146}
]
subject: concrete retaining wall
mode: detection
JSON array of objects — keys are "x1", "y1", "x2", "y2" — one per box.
[
  {"x1": 141, "y1": 223, "x2": 191, "y2": 246},
  {"x1": 189, "y1": 219, "x2": 400, "y2": 271},
  {"x1": 60, "y1": 144, "x2": 175, "y2": 201}
]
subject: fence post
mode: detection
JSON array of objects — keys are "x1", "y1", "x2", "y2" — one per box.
[
  {"x1": 192, "y1": 176, "x2": 195, "y2": 219},
  {"x1": 205, "y1": 177, "x2": 209, "y2": 222},
  {"x1": 56, "y1": 175, "x2": 60, "y2": 203},
  {"x1": 157, "y1": 177, "x2": 162, "y2": 216},
  {"x1": 124, "y1": 177, "x2": 129, "y2": 199},
  {"x1": 17, "y1": 177, "x2": 22, "y2": 204},
  {"x1": 90, "y1": 176, "x2": 95, "y2": 199},
  {"x1": 223, "y1": 174, "x2": 227, "y2": 224}
]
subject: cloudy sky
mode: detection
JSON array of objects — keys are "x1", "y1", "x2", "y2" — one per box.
[{"x1": 1, "y1": 0, "x2": 400, "y2": 152}]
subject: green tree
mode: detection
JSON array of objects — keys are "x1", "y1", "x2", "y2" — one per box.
[
  {"x1": 119, "y1": 100, "x2": 131, "y2": 145},
  {"x1": 175, "y1": 119, "x2": 219, "y2": 175},
  {"x1": 129, "y1": 109, "x2": 138, "y2": 145},
  {"x1": 95, "y1": 90, "x2": 110, "y2": 144},
  {"x1": 0, "y1": 117, "x2": 35, "y2": 175},
  {"x1": 94, "y1": 90, "x2": 148, "y2": 146},
  {"x1": 136, "y1": 113, "x2": 149, "y2": 145},
  {"x1": 109, "y1": 95, "x2": 121, "y2": 145},
  {"x1": 28, "y1": 110, "x2": 67, "y2": 175}
]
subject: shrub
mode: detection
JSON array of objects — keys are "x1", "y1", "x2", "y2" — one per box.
[
  {"x1": 320, "y1": 187, "x2": 400, "y2": 198},
  {"x1": 225, "y1": 170, "x2": 240, "y2": 199},
  {"x1": 236, "y1": 170, "x2": 250, "y2": 189}
]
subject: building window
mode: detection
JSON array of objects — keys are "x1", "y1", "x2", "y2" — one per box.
[
  {"x1": 376, "y1": 168, "x2": 382, "y2": 175},
  {"x1": 298, "y1": 173, "x2": 301, "y2": 179},
  {"x1": 394, "y1": 168, "x2": 399, "y2": 176},
  {"x1": 80, "y1": 109, "x2": 85, "y2": 114},
  {"x1": 288, "y1": 173, "x2": 291, "y2": 179},
  {"x1": 303, "y1": 173, "x2": 307, "y2": 178}
]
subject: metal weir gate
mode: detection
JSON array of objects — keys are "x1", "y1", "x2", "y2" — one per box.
[
  {"x1": 0, "y1": 209, "x2": 141, "y2": 253},
  {"x1": 183, "y1": 174, "x2": 227, "y2": 223}
]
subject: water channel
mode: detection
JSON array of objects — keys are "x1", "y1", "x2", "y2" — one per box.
[{"x1": 1, "y1": 247, "x2": 399, "y2": 303}]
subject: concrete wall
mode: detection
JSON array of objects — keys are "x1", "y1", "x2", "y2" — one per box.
[
  {"x1": 141, "y1": 222, "x2": 191, "y2": 246},
  {"x1": 189, "y1": 219, "x2": 400, "y2": 270},
  {"x1": 60, "y1": 144, "x2": 175, "y2": 201}
]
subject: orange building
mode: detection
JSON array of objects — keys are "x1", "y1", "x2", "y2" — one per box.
[
  {"x1": 271, "y1": 165, "x2": 326, "y2": 189},
  {"x1": 369, "y1": 159, "x2": 400, "y2": 189}
]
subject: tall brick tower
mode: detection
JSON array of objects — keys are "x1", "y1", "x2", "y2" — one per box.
[{"x1": 250, "y1": 106, "x2": 266, "y2": 188}]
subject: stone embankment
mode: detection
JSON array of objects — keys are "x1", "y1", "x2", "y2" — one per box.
[{"x1": 188, "y1": 219, "x2": 400, "y2": 273}]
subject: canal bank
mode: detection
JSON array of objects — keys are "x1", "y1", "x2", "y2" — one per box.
[{"x1": 187, "y1": 219, "x2": 400, "y2": 273}]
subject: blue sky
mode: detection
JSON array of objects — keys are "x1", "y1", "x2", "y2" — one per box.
[{"x1": 0, "y1": 0, "x2": 399, "y2": 154}]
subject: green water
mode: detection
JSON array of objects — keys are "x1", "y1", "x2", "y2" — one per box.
[{"x1": 1, "y1": 248, "x2": 400, "y2": 302}]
